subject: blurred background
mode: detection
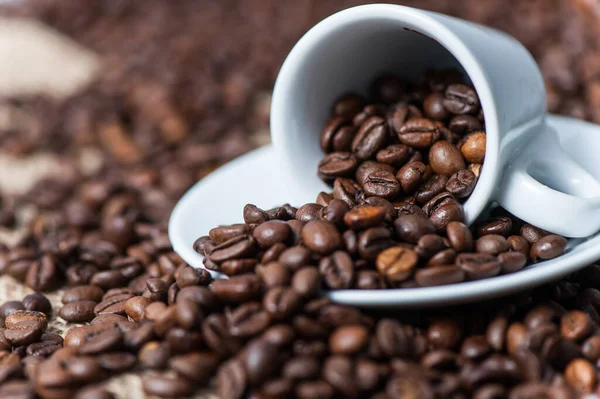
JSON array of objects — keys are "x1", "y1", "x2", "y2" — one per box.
[{"x1": 0, "y1": 0, "x2": 598, "y2": 232}]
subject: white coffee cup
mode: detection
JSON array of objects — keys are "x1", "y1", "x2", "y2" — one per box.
[{"x1": 271, "y1": 4, "x2": 600, "y2": 238}]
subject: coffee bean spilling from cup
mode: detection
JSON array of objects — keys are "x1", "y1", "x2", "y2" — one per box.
[
  {"x1": 319, "y1": 70, "x2": 484, "y2": 205},
  {"x1": 196, "y1": 70, "x2": 568, "y2": 290}
]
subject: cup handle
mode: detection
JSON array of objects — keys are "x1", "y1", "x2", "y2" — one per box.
[{"x1": 496, "y1": 123, "x2": 600, "y2": 238}]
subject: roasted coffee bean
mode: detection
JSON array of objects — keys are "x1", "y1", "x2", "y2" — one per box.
[
  {"x1": 351, "y1": 116, "x2": 387, "y2": 161},
  {"x1": 318, "y1": 152, "x2": 358, "y2": 181},
  {"x1": 372, "y1": 75, "x2": 408, "y2": 104},
  {"x1": 169, "y1": 351, "x2": 219, "y2": 384},
  {"x1": 396, "y1": 161, "x2": 427, "y2": 194},
  {"x1": 424, "y1": 91, "x2": 450, "y2": 120},
  {"x1": 415, "y1": 265, "x2": 465, "y2": 287},
  {"x1": 301, "y1": 220, "x2": 342, "y2": 255},
  {"x1": 355, "y1": 161, "x2": 396, "y2": 186},
  {"x1": 460, "y1": 132, "x2": 486, "y2": 163},
  {"x1": 227, "y1": 302, "x2": 271, "y2": 338},
  {"x1": 22, "y1": 293, "x2": 52, "y2": 314},
  {"x1": 263, "y1": 287, "x2": 301, "y2": 320},
  {"x1": 208, "y1": 235, "x2": 257, "y2": 264},
  {"x1": 565, "y1": 358, "x2": 596, "y2": 393},
  {"x1": 394, "y1": 214, "x2": 436, "y2": 244},
  {"x1": 520, "y1": 224, "x2": 549, "y2": 244},
  {"x1": 443, "y1": 84, "x2": 480, "y2": 114},
  {"x1": 142, "y1": 373, "x2": 194, "y2": 398},
  {"x1": 358, "y1": 227, "x2": 394, "y2": 260},
  {"x1": 329, "y1": 325, "x2": 369, "y2": 355},
  {"x1": 333, "y1": 93, "x2": 364, "y2": 119},
  {"x1": 261, "y1": 243, "x2": 287, "y2": 265},
  {"x1": 387, "y1": 104, "x2": 422, "y2": 134},
  {"x1": 498, "y1": 251, "x2": 527, "y2": 274},
  {"x1": 332, "y1": 178, "x2": 361, "y2": 208},
  {"x1": 449, "y1": 115, "x2": 482, "y2": 135},
  {"x1": 25, "y1": 255, "x2": 59, "y2": 292},
  {"x1": 5, "y1": 321, "x2": 45, "y2": 346},
  {"x1": 202, "y1": 314, "x2": 242, "y2": 357},
  {"x1": 476, "y1": 216, "x2": 513, "y2": 237},
  {"x1": 429, "y1": 140, "x2": 466, "y2": 176},
  {"x1": 258, "y1": 262, "x2": 291, "y2": 289},
  {"x1": 0, "y1": 301, "x2": 25, "y2": 319},
  {"x1": 283, "y1": 356, "x2": 320, "y2": 381},
  {"x1": 209, "y1": 224, "x2": 251, "y2": 246},
  {"x1": 475, "y1": 235, "x2": 509, "y2": 255},
  {"x1": 397, "y1": 118, "x2": 440, "y2": 150},
  {"x1": 446, "y1": 221, "x2": 473, "y2": 252},
  {"x1": 530, "y1": 235, "x2": 568, "y2": 262},
  {"x1": 175, "y1": 266, "x2": 211, "y2": 287},
  {"x1": 139, "y1": 341, "x2": 171, "y2": 369},
  {"x1": 296, "y1": 204, "x2": 324, "y2": 223},
  {"x1": 507, "y1": 235, "x2": 530, "y2": 258},
  {"x1": 59, "y1": 301, "x2": 97, "y2": 323},
  {"x1": 506, "y1": 322, "x2": 527, "y2": 355},
  {"x1": 217, "y1": 358, "x2": 247, "y2": 399},
  {"x1": 415, "y1": 234, "x2": 447, "y2": 259},
  {"x1": 124, "y1": 296, "x2": 153, "y2": 323},
  {"x1": 97, "y1": 352, "x2": 136, "y2": 373},
  {"x1": 244, "y1": 204, "x2": 271, "y2": 224},
  {"x1": 560, "y1": 310, "x2": 592, "y2": 341},
  {"x1": 376, "y1": 144, "x2": 412, "y2": 167},
  {"x1": 296, "y1": 380, "x2": 334, "y2": 399},
  {"x1": 414, "y1": 175, "x2": 448, "y2": 205},
  {"x1": 457, "y1": 253, "x2": 501, "y2": 280},
  {"x1": 5, "y1": 310, "x2": 48, "y2": 329},
  {"x1": 319, "y1": 251, "x2": 354, "y2": 289},
  {"x1": 320, "y1": 199, "x2": 349, "y2": 227},
  {"x1": 446, "y1": 169, "x2": 477, "y2": 198},
  {"x1": 376, "y1": 247, "x2": 418, "y2": 285},
  {"x1": 362, "y1": 171, "x2": 401, "y2": 200},
  {"x1": 292, "y1": 267, "x2": 321, "y2": 299},
  {"x1": 253, "y1": 220, "x2": 291, "y2": 249},
  {"x1": 342, "y1": 205, "x2": 383, "y2": 231},
  {"x1": 211, "y1": 274, "x2": 261, "y2": 303},
  {"x1": 90, "y1": 270, "x2": 128, "y2": 290}
]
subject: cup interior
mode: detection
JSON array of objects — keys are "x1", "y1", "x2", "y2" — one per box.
[{"x1": 272, "y1": 9, "x2": 484, "y2": 209}]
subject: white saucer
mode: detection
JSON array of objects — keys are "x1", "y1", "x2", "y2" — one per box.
[{"x1": 168, "y1": 115, "x2": 600, "y2": 308}]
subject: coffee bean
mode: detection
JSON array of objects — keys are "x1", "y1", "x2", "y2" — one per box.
[
  {"x1": 507, "y1": 235, "x2": 530, "y2": 258},
  {"x1": 217, "y1": 358, "x2": 247, "y2": 399},
  {"x1": 25, "y1": 254, "x2": 59, "y2": 292},
  {"x1": 396, "y1": 161, "x2": 427, "y2": 194},
  {"x1": 0, "y1": 301, "x2": 25, "y2": 319},
  {"x1": 387, "y1": 104, "x2": 422, "y2": 134},
  {"x1": 283, "y1": 356, "x2": 320, "y2": 381},
  {"x1": 333, "y1": 93, "x2": 364, "y2": 119},
  {"x1": 319, "y1": 251, "x2": 354, "y2": 290},
  {"x1": 59, "y1": 301, "x2": 97, "y2": 323},
  {"x1": 446, "y1": 169, "x2": 477, "y2": 198},
  {"x1": 139, "y1": 341, "x2": 171, "y2": 369},
  {"x1": 414, "y1": 174, "x2": 448, "y2": 205},
  {"x1": 296, "y1": 380, "x2": 334, "y2": 399},
  {"x1": 506, "y1": 322, "x2": 527, "y2": 355},
  {"x1": 460, "y1": 132, "x2": 486, "y2": 163},
  {"x1": 565, "y1": 358, "x2": 596, "y2": 393},
  {"x1": 244, "y1": 204, "x2": 271, "y2": 225},
  {"x1": 329, "y1": 325, "x2": 369, "y2": 355},
  {"x1": 123, "y1": 323, "x2": 155, "y2": 352},
  {"x1": 351, "y1": 116, "x2": 387, "y2": 161},
  {"x1": 520, "y1": 224, "x2": 549, "y2": 244},
  {"x1": 449, "y1": 115, "x2": 482, "y2": 135},
  {"x1": 5, "y1": 310, "x2": 47, "y2": 330},
  {"x1": 97, "y1": 351, "x2": 136, "y2": 373},
  {"x1": 318, "y1": 152, "x2": 358, "y2": 181},
  {"x1": 332, "y1": 178, "x2": 361, "y2": 208},
  {"x1": 355, "y1": 161, "x2": 396, "y2": 186},
  {"x1": 397, "y1": 118, "x2": 440, "y2": 150},
  {"x1": 475, "y1": 235, "x2": 509, "y2": 255},
  {"x1": 415, "y1": 234, "x2": 448, "y2": 259},
  {"x1": 211, "y1": 274, "x2": 261, "y2": 303},
  {"x1": 292, "y1": 267, "x2": 321, "y2": 299},
  {"x1": 22, "y1": 293, "x2": 52, "y2": 314},
  {"x1": 415, "y1": 265, "x2": 465, "y2": 287},
  {"x1": 497, "y1": 251, "x2": 527, "y2": 274},
  {"x1": 301, "y1": 220, "x2": 342, "y2": 255},
  {"x1": 72, "y1": 324, "x2": 123, "y2": 355},
  {"x1": 376, "y1": 144, "x2": 412, "y2": 168},
  {"x1": 296, "y1": 203, "x2": 324, "y2": 223},
  {"x1": 5, "y1": 321, "x2": 44, "y2": 346},
  {"x1": 530, "y1": 235, "x2": 568, "y2": 262},
  {"x1": 169, "y1": 351, "x2": 219, "y2": 384},
  {"x1": 253, "y1": 220, "x2": 291, "y2": 249},
  {"x1": 394, "y1": 214, "x2": 436, "y2": 244},
  {"x1": 561, "y1": 310, "x2": 592, "y2": 341},
  {"x1": 0, "y1": 380, "x2": 35, "y2": 399},
  {"x1": 124, "y1": 296, "x2": 153, "y2": 323},
  {"x1": 209, "y1": 224, "x2": 251, "y2": 245},
  {"x1": 208, "y1": 235, "x2": 257, "y2": 264},
  {"x1": 376, "y1": 246, "x2": 417, "y2": 285},
  {"x1": 142, "y1": 373, "x2": 193, "y2": 398},
  {"x1": 457, "y1": 253, "x2": 501, "y2": 280},
  {"x1": 362, "y1": 171, "x2": 401, "y2": 200},
  {"x1": 228, "y1": 302, "x2": 271, "y2": 338},
  {"x1": 443, "y1": 84, "x2": 479, "y2": 114},
  {"x1": 424, "y1": 91, "x2": 450, "y2": 120},
  {"x1": 429, "y1": 140, "x2": 466, "y2": 176},
  {"x1": 358, "y1": 227, "x2": 394, "y2": 261}
]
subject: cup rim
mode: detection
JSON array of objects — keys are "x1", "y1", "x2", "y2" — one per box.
[{"x1": 271, "y1": 4, "x2": 500, "y2": 223}]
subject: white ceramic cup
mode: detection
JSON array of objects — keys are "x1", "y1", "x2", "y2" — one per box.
[{"x1": 271, "y1": 4, "x2": 600, "y2": 237}]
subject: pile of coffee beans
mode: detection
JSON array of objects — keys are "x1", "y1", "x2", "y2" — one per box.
[
  {"x1": 319, "y1": 70, "x2": 484, "y2": 206},
  {"x1": 4, "y1": 257, "x2": 600, "y2": 397}
]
